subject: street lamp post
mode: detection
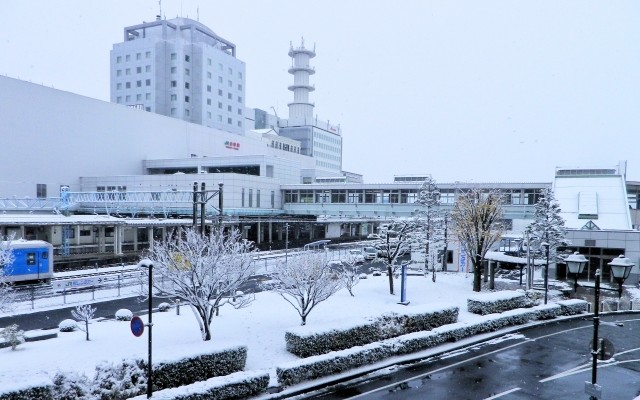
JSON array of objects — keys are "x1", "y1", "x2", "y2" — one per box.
[
  {"x1": 565, "y1": 253, "x2": 634, "y2": 399},
  {"x1": 541, "y1": 242, "x2": 550, "y2": 304},
  {"x1": 285, "y1": 223, "x2": 289, "y2": 265},
  {"x1": 138, "y1": 259, "x2": 154, "y2": 399}
]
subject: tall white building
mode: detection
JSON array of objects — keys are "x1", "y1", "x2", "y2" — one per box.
[{"x1": 110, "y1": 17, "x2": 246, "y2": 134}]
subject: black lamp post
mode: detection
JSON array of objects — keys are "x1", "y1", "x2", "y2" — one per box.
[
  {"x1": 608, "y1": 255, "x2": 634, "y2": 298},
  {"x1": 565, "y1": 253, "x2": 634, "y2": 398},
  {"x1": 541, "y1": 242, "x2": 550, "y2": 304},
  {"x1": 138, "y1": 259, "x2": 154, "y2": 399}
]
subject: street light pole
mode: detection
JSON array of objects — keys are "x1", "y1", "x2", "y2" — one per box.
[
  {"x1": 138, "y1": 259, "x2": 154, "y2": 399},
  {"x1": 591, "y1": 269, "x2": 600, "y2": 391},
  {"x1": 542, "y1": 242, "x2": 550, "y2": 305},
  {"x1": 285, "y1": 223, "x2": 289, "y2": 265}
]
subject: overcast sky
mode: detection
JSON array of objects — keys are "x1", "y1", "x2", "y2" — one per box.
[{"x1": 2, "y1": 1, "x2": 639, "y2": 183}]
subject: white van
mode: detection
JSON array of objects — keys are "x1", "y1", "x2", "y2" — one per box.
[{"x1": 363, "y1": 246, "x2": 378, "y2": 260}]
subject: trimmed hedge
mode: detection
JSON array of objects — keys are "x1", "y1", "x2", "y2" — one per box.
[
  {"x1": 0, "y1": 386, "x2": 52, "y2": 400},
  {"x1": 286, "y1": 304, "x2": 459, "y2": 357},
  {"x1": 151, "y1": 345, "x2": 247, "y2": 391},
  {"x1": 129, "y1": 371, "x2": 270, "y2": 400},
  {"x1": 276, "y1": 300, "x2": 589, "y2": 386},
  {"x1": 467, "y1": 290, "x2": 532, "y2": 315}
]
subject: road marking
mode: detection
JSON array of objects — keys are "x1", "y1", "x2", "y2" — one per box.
[{"x1": 484, "y1": 387, "x2": 521, "y2": 399}]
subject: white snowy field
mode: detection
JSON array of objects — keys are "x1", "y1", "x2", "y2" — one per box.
[{"x1": 1, "y1": 270, "x2": 638, "y2": 396}]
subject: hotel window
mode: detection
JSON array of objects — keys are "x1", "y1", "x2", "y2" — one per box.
[
  {"x1": 227, "y1": 80, "x2": 232, "y2": 88},
  {"x1": 116, "y1": 96, "x2": 122, "y2": 103},
  {"x1": 171, "y1": 94, "x2": 177, "y2": 101},
  {"x1": 184, "y1": 55, "x2": 190, "y2": 62},
  {"x1": 185, "y1": 68, "x2": 190, "y2": 76},
  {"x1": 136, "y1": 53, "x2": 141, "y2": 60},
  {"x1": 146, "y1": 79, "x2": 151, "y2": 86},
  {"x1": 125, "y1": 68, "x2": 131, "y2": 75},
  {"x1": 218, "y1": 102, "x2": 222, "y2": 109},
  {"x1": 136, "y1": 94, "x2": 142, "y2": 101},
  {"x1": 218, "y1": 76, "x2": 223, "y2": 83},
  {"x1": 238, "y1": 84, "x2": 242, "y2": 91},
  {"x1": 227, "y1": 105, "x2": 232, "y2": 112},
  {"x1": 227, "y1": 93, "x2": 232, "y2": 100},
  {"x1": 145, "y1": 93, "x2": 151, "y2": 100},
  {"x1": 207, "y1": 58, "x2": 212, "y2": 65},
  {"x1": 116, "y1": 69, "x2": 122, "y2": 76},
  {"x1": 238, "y1": 96, "x2": 243, "y2": 103},
  {"x1": 171, "y1": 66, "x2": 176, "y2": 73},
  {"x1": 185, "y1": 82, "x2": 190, "y2": 89},
  {"x1": 116, "y1": 83, "x2": 122, "y2": 90},
  {"x1": 36, "y1": 184, "x2": 47, "y2": 198},
  {"x1": 217, "y1": 115, "x2": 222, "y2": 122},
  {"x1": 170, "y1": 108, "x2": 176, "y2": 116},
  {"x1": 207, "y1": 85, "x2": 211, "y2": 92},
  {"x1": 116, "y1": 56, "x2": 122, "y2": 63},
  {"x1": 185, "y1": 109, "x2": 190, "y2": 116},
  {"x1": 238, "y1": 71, "x2": 243, "y2": 79},
  {"x1": 136, "y1": 66, "x2": 141, "y2": 73},
  {"x1": 185, "y1": 96, "x2": 190, "y2": 103},
  {"x1": 125, "y1": 95, "x2": 131, "y2": 102},
  {"x1": 145, "y1": 51, "x2": 151, "y2": 58},
  {"x1": 207, "y1": 98, "x2": 211, "y2": 105},
  {"x1": 207, "y1": 111, "x2": 212, "y2": 119},
  {"x1": 218, "y1": 63, "x2": 223, "y2": 71},
  {"x1": 136, "y1": 80, "x2": 141, "y2": 87},
  {"x1": 237, "y1": 121, "x2": 242, "y2": 127},
  {"x1": 145, "y1": 65, "x2": 151, "y2": 72},
  {"x1": 237, "y1": 108, "x2": 242, "y2": 115},
  {"x1": 125, "y1": 82, "x2": 131, "y2": 89},
  {"x1": 227, "y1": 117, "x2": 232, "y2": 124},
  {"x1": 171, "y1": 80, "x2": 177, "y2": 87},
  {"x1": 125, "y1": 55, "x2": 130, "y2": 62},
  {"x1": 171, "y1": 53, "x2": 177, "y2": 60},
  {"x1": 145, "y1": 107, "x2": 151, "y2": 112},
  {"x1": 218, "y1": 89, "x2": 223, "y2": 96},
  {"x1": 207, "y1": 72, "x2": 212, "y2": 79}
]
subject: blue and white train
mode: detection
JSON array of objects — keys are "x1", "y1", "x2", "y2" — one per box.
[{"x1": 1, "y1": 240, "x2": 54, "y2": 283}]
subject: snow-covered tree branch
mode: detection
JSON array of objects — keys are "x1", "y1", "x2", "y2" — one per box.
[
  {"x1": 72, "y1": 304, "x2": 97, "y2": 341},
  {"x1": 451, "y1": 188, "x2": 505, "y2": 292},
  {"x1": 0, "y1": 238, "x2": 16, "y2": 312},
  {"x1": 270, "y1": 251, "x2": 343, "y2": 325},
  {"x1": 141, "y1": 227, "x2": 257, "y2": 341}
]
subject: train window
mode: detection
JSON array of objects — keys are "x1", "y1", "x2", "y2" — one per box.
[
  {"x1": 27, "y1": 253, "x2": 36, "y2": 265},
  {"x1": 41, "y1": 252, "x2": 48, "y2": 259}
]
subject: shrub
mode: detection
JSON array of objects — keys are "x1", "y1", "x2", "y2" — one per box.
[
  {"x1": 115, "y1": 309, "x2": 133, "y2": 321},
  {"x1": 0, "y1": 324, "x2": 25, "y2": 350},
  {"x1": 52, "y1": 371, "x2": 91, "y2": 400},
  {"x1": 59, "y1": 319, "x2": 77, "y2": 332},
  {"x1": 91, "y1": 359, "x2": 147, "y2": 400},
  {"x1": 157, "y1": 303, "x2": 171, "y2": 312}
]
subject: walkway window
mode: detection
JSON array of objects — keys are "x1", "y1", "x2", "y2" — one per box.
[{"x1": 331, "y1": 190, "x2": 346, "y2": 203}]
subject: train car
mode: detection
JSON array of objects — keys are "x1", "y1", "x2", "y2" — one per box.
[{"x1": 1, "y1": 240, "x2": 54, "y2": 283}]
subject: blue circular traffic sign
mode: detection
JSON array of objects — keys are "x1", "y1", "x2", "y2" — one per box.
[{"x1": 130, "y1": 316, "x2": 144, "y2": 337}]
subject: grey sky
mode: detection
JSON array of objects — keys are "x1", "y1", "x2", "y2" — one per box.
[{"x1": 2, "y1": 1, "x2": 638, "y2": 183}]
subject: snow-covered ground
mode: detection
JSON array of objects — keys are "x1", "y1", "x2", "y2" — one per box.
[{"x1": 0, "y1": 270, "x2": 638, "y2": 396}]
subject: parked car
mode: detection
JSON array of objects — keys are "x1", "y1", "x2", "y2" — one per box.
[
  {"x1": 367, "y1": 233, "x2": 381, "y2": 240},
  {"x1": 363, "y1": 246, "x2": 378, "y2": 260},
  {"x1": 348, "y1": 249, "x2": 365, "y2": 264}
]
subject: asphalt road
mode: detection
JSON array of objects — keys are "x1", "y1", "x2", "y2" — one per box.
[{"x1": 300, "y1": 314, "x2": 640, "y2": 400}]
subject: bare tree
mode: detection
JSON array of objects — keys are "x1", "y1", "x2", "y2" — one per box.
[
  {"x1": 375, "y1": 220, "x2": 415, "y2": 295},
  {"x1": 72, "y1": 304, "x2": 97, "y2": 341},
  {"x1": 0, "y1": 238, "x2": 16, "y2": 312},
  {"x1": 339, "y1": 257, "x2": 360, "y2": 297},
  {"x1": 451, "y1": 188, "x2": 505, "y2": 292},
  {"x1": 142, "y1": 227, "x2": 257, "y2": 341},
  {"x1": 270, "y1": 251, "x2": 343, "y2": 325},
  {"x1": 413, "y1": 177, "x2": 446, "y2": 282}
]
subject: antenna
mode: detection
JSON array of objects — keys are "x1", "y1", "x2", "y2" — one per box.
[
  {"x1": 158, "y1": 0, "x2": 162, "y2": 18},
  {"x1": 197, "y1": 7, "x2": 200, "y2": 21}
]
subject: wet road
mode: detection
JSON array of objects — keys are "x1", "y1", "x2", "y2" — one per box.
[{"x1": 303, "y1": 314, "x2": 640, "y2": 400}]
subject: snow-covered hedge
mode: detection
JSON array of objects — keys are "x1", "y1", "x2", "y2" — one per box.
[
  {"x1": 58, "y1": 319, "x2": 77, "y2": 332},
  {"x1": 152, "y1": 345, "x2": 247, "y2": 391},
  {"x1": 285, "y1": 304, "x2": 459, "y2": 357},
  {"x1": 158, "y1": 302, "x2": 172, "y2": 312},
  {"x1": 558, "y1": 299, "x2": 588, "y2": 315},
  {"x1": 0, "y1": 385, "x2": 51, "y2": 400},
  {"x1": 129, "y1": 370, "x2": 270, "y2": 400},
  {"x1": 467, "y1": 290, "x2": 532, "y2": 315},
  {"x1": 276, "y1": 300, "x2": 588, "y2": 386},
  {"x1": 115, "y1": 308, "x2": 133, "y2": 321}
]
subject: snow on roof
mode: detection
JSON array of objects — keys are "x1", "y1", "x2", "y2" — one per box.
[
  {"x1": 553, "y1": 174, "x2": 632, "y2": 230},
  {"x1": 0, "y1": 213, "x2": 192, "y2": 226}
]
